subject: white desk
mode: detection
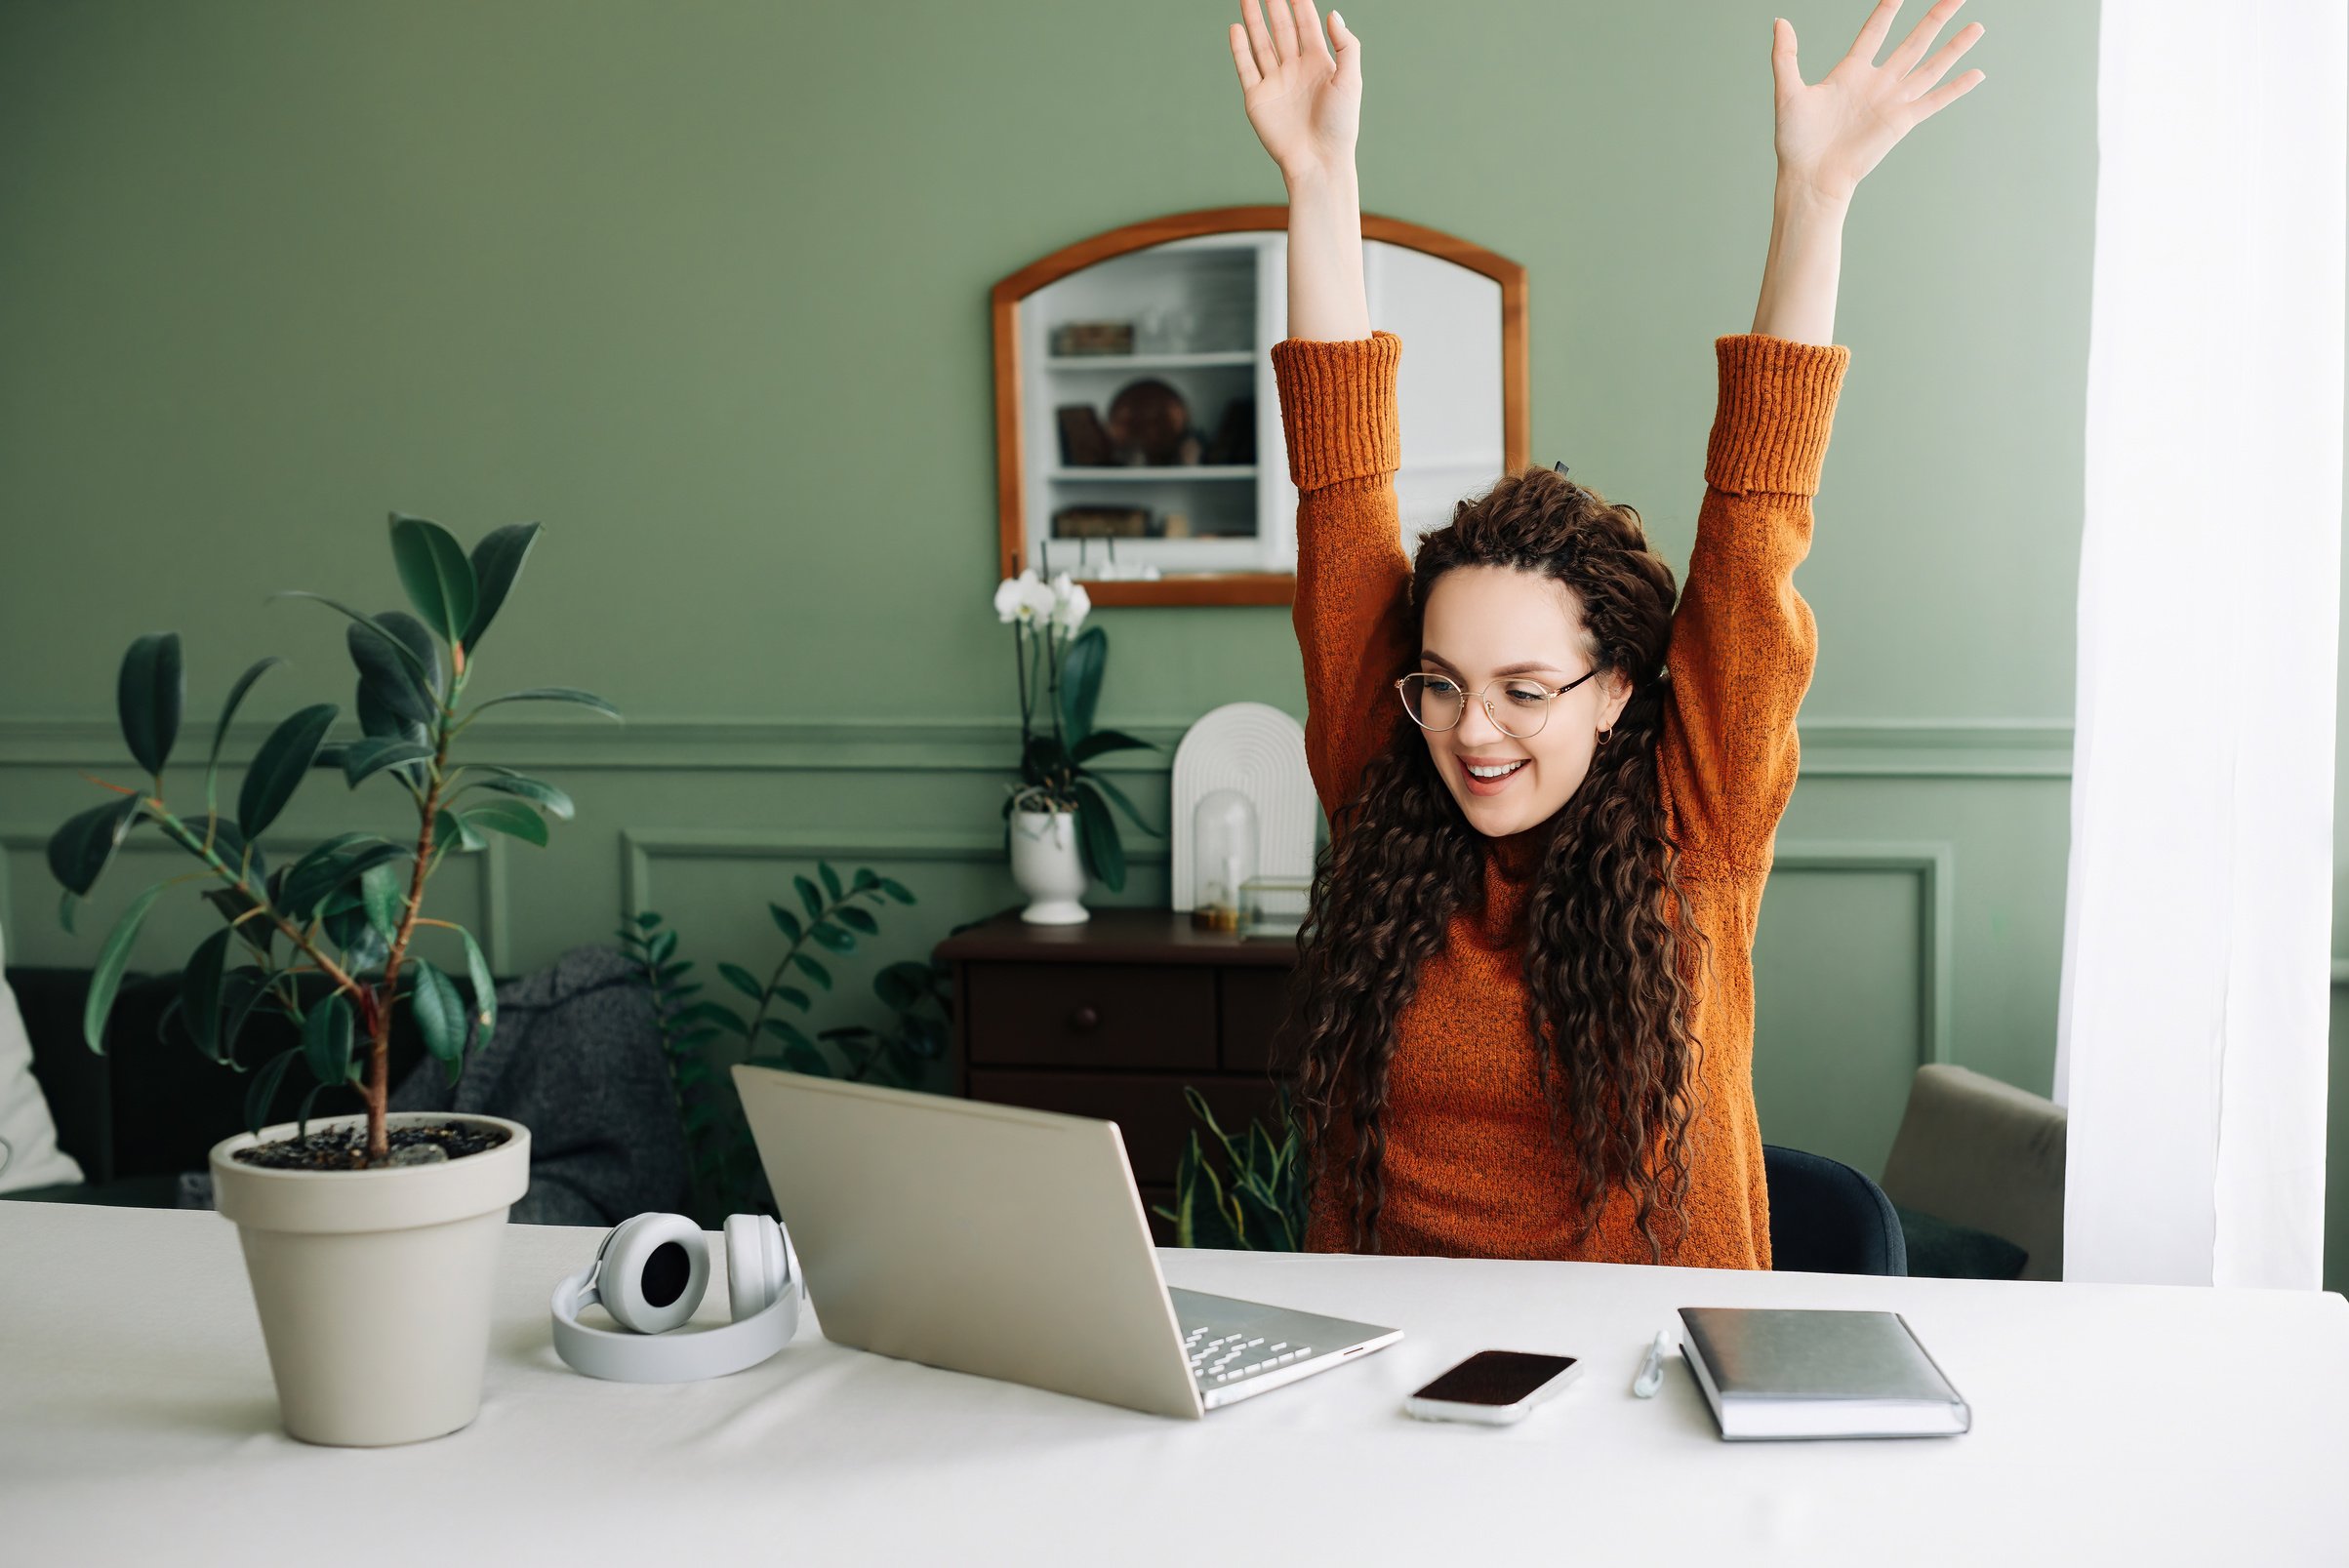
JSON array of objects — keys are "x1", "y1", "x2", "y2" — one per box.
[{"x1": 3, "y1": 1203, "x2": 2343, "y2": 1565}]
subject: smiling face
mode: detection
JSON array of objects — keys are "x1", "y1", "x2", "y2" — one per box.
[{"x1": 1415, "y1": 564, "x2": 1633, "y2": 838}]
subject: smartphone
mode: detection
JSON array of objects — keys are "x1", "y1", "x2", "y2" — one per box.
[{"x1": 1401, "y1": 1350, "x2": 1583, "y2": 1426}]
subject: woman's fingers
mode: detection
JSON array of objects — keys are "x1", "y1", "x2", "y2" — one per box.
[
  {"x1": 1846, "y1": 0, "x2": 1904, "y2": 66},
  {"x1": 1292, "y1": 0, "x2": 1334, "y2": 69},
  {"x1": 1264, "y1": 0, "x2": 1300, "y2": 64},
  {"x1": 1229, "y1": 21, "x2": 1262, "y2": 90},
  {"x1": 1904, "y1": 20, "x2": 1982, "y2": 98},
  {"x1": 1328, "y1": 8, "x2": 1359, "y2": 80},
  {"x1": 1239, "y1": 0, "x2": 1279, "y2": 79},
  {"x1": 1909, "y1": 65, "x2": 1986, "y2": 123},
  {"x1": 1883, "y1": 0, "x2": 1966, "y2": 76},
  {"x1": 1769, "y1": 17, "x2": 1802, "y2": 101}
]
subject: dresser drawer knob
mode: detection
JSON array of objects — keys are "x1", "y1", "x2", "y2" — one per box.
[{"x1": 1068, "y1": 1005, "x2": 1100, "y2": 1032}]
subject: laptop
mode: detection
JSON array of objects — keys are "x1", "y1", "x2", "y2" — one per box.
[{"x1": 731, "y1": 1064, "x2": 1401, "y2": 1419}]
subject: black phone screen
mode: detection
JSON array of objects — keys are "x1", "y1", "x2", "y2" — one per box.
[{"x1": 1410, "y1": 1350, "x2": 1578, "y2": 1406}]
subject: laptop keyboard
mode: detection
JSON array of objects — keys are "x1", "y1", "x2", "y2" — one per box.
[{"x1": 1183, "y1": 1322, "x2": 1315, "y2": 1388}]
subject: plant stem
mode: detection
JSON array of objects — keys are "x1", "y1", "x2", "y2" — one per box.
[{"x1": 369, "y1": 671, "x2": 461, "y2": 1162}]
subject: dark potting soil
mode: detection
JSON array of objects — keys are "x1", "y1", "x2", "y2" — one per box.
[{"x1": 229, "y1": 1121, "x2": 511, "y2": 1172}]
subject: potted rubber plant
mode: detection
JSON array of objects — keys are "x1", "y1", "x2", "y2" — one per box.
[
  {"x1": 992, "y1": 567, "x2": 1156, "y2": 923},
  {"x1": 47, "y1": 512, "x2": 615, "y2": 1447}
]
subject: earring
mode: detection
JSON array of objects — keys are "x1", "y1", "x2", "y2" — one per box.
[{"x1": 1596, "y1": 725, "x2": 1613, "y2": 750}]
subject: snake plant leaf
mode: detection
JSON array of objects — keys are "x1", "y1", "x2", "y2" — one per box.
[
  {"x1": 83, "y1": 880, "x2": 168, "y2": 1052},
  {"x1": 462, "y1": 797, "x2": 548, "y2": 848},
  {"x1": 204, "y1": 655, "x2": 287, "y2": 808},
  {"x1": 463, "y1": 769, "x2": 574, "y2": 820},
  {"x1": 303, "y1": 991, "x2": 354, "y2": 1087},
  {"x1": 343, "y1": 737, "x2": 434, "y2": 788},
  {"x1": 48, "y1": 796, "x2": 143, "y2": 898},
  {"x1": 466, "y1": 687, "x2": 621, "y2": 722},
  {"x1": 455, "y1": 924, "x2": 497, "y2": 1051},
  {"x1": 346, "y1": 620, "x2": 436, "y2": 728},
  {"x1": 1073, "y1": 784, "x2": 1125, "y2": 892},
  {"x1": 410, "y1": 959, "x2": 467, "y2": 1063},
  {"x1": 388, "y1": 513, "x2": 477, "y2": 647},
  {"x1": 237, "y1": 704, "x2": 339, "y2": 841},
  {"x1": 1058, "y1": 624, "x2": 1106, "y2": 742},
  {"x1": 117, "y1": 632, "x2": 184, "y2": 777},
  {"x1": 244, "y1": 1046, "x2": 301, "y2": 1136},
  {"x1": 464, "y1": 522, "x2": 542, "y2": 650},
  {"x1": 180, "y1": 928, "x2": 233, "y2": 1063}
]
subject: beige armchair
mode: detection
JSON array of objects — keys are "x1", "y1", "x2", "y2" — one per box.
[{"x1": 1879, "y1": 1064, "x2": 2067, "y2": 1283}]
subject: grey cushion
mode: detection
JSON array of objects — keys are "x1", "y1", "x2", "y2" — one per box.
[
  {"x1": 1894, "y1": 1202, "x2": 2028, "y2": 1280},
  {"x1": 1879, "y1": 1064, "x2": 2067, "y2": 1282}
]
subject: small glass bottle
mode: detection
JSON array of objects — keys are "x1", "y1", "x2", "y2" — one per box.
[{"x1": 1190, "y1": 788, "x2": 1258, "y2": 933}]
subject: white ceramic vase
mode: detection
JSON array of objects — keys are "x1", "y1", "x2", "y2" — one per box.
[
  {"x1": 209, "y1": 1110, "x2": 531, "y2": 1447},
  {"x1": 1010, "y1": 806, "x2": 1090, "y2": 924}
]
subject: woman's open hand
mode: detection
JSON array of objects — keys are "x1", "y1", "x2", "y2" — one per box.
[
  {"x1": 1230, "y1": 0, "x2": 1360, "y2": 186},
  {"x1": 1771, "y1": 0, "x2": 1986, "y2": 206}
]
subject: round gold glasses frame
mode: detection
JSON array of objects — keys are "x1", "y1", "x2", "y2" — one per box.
[{"x1": 1393, "y1": 669, "x2": 1600, "y2": 740}]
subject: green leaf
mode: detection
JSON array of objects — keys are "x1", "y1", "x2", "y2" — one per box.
[
  {"x1": 456, "y1": 925, "x2": 497, "y2": 1052},
  {"x1": 410, "y1": 959, "x2": 467, "y2": 1063},
  {"x1": 873, "y1": 960, "x2": 929, "y2": 1012},
  {"x1": 851, "y1": 867, "x2": 879, "y2": 890},
  {"x1": 466, "y1": 687, "x2": 621, "y2": 722},
  {"x1": 1059, "y1": 624, "x2": 1106, "y2": 741},
  {"x1": 811, "y1": 922, "x2": 855, "y2": 954},
  {"x1": 48, "y1": 796, "x2": 142, "y2": 897},
  {"x1": 303, "y1": 991, "x2": 354, "y2": 1087},
  {"x1": 244, "y1": 1047, "x2": 301, "y2": 1136},
  {"x1": 237, "y1": 703, "x2": 339, "y2": 840},
  {"x1": 647, "y1": 927, "x2": 676, "y2": 966},
  {"x1": 794, "y1": 875, "x2": 823, "y2": 920},
  {"x1": 117, "y1": 632, "x2": 183, "y2": 777},
  {"x1": 790, "y1": 952, "x2": 831, "y2": 990},
  {"x1": 278, "y1": 834, "x2": 406, "y2": 921},
  {"x1": 768, "y1": 903, "x2": 803, "y2": 942},
  {"x1": 463, "y1": 769, "x2": 574, "y2": 821},
  {"x1": 83, "y1": 881, "x2": 168, "y2": 1051},
  {"x1": 1070, "y1": 727, "x2": 1154, "y2": 764},
  {"x1": 834, "y1": 905, "x2": 878, "y2": 935},
  {"x1": 464, "y1": 522, "x2": 542, "y2": 650},
  {"x1": 274, "y1": 593, "x2": 435, "y2": 684},
  {"x1": 634, "y1": 910, "x2": 663, "y2": 929},
  {"x1": 819, "y1": 862, "x2": 844, "y2": 902},
  {"x1": 217, "y1": 966, "x2": 270, "y2": 1068},
  {"x1": 718, "y1": 963, "x2": 765, "y2": 1003},
  {"x1": 59, "y1": 890, "x2": 77, "y2": 934},
  {"x1": 678, "y1": 999, "x2": 749, "y2": 1033},
  {"x1": 774, "y1": 984, "x2": 812, "y2": 1012},
  {"x1": 343, "y1": 736, "x2": 434, "y2": 787},
  {"x1": 347, "y1": 620, "x2": 437, "y2": 728},
  {"x1": 180, "y1": 928, "x2": 233, "y2": 1063},
  {"x1": 433, "y1": 808, "x2": 486, "y2": 855},
  {"x1": 360, "y1": 860, "x2": 404, "y2": 943},
  {"x1": 1078, "y1": 769, "x2": 1158, "y2": 836},
  {"x1": 462, "y1": 798, "x2": 548, "y2": 848},
  {"x1": 781, "y1": 1041, "x2": 830, "y2": 1075},
  {"x1": 878, "y1": 876, "x2": 916, "y2": 905},
  {"x1": 1073, "y1": 784, "x2": 1125, "y2": 893},
  {"x1": 205, "y1": 656, "x2": 286, "y2": 807},
  {"x1": 388, "y1": 513, "x2": 478, "y2": 645},
  {"x1": 759, "y1": 1017, "x2": 816, "y2": 1052}
]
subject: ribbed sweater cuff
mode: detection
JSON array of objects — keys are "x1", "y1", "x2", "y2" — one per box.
[
  {"x1": 1704, "y1": 334, "x2": 1850, "y2": 497},
  {"x1": 1272, "y1": 331, "x2": 1401, "y2": 492}
]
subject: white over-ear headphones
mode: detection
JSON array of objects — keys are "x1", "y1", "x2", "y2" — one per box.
[{"x1": 550, "y1": 1212, "x2": 803, "y2": 1383}]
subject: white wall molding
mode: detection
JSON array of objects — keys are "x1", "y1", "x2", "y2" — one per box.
[{"x1": 1771, "y1": 840, "x2": 1957, "y2": 1066}]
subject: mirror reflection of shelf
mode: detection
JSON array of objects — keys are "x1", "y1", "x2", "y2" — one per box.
[
  {"x1": 1044, "y1": 352, "x2": 1256, "y2": 371},
  {"x1": 1047, "y1": 465, "x2": 1257, "y2": 481}
]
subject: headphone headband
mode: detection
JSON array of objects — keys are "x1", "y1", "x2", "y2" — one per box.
[{"x1": 549, "y1": 1263, "x2": 801, "y2": 1383}]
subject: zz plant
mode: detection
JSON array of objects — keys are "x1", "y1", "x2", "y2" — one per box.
[{"x1": 47, "y1": 513, "x2": 616, "y2": 1164}]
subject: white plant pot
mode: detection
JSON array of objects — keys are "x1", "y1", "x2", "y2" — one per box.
[
  {"x1": 209, "y1": 1110, "x2": 531, "y2": 1447},
  {"x1": 1010, "y1": 807, "x2": 1090, "y2": 924}
]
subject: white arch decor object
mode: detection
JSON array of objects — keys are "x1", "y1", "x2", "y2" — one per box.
[{"x1": 1168, "y1": 702, "x2": 1316, "y2": 912}]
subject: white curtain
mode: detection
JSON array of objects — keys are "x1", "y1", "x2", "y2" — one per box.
[{"x1": 2056, "y1": 2, "x2": 2345, "y2": 1288}]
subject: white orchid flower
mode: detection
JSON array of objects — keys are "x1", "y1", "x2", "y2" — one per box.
[
  {"x1": 1019, "y1": 572, "x2": 1057, "y2": 624},
  {"x1": 1053, "y1": 580, "x2": 1091, "y2": 637},
  {"x1": 992, "y1": 574, "x2": 1027, "y2": 623}
]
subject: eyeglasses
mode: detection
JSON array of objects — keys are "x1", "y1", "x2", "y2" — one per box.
[{"x1": 1394, "y1": 669, "x2": 1598, "y2": 740}]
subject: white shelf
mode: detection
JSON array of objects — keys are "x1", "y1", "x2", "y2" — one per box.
[
  {"x1": 1048, "y1": 465, "x2": 1257, "y2": 482},
  {"x1": 1043, "y1": 352, "x2": 1256, "y2": 371}
]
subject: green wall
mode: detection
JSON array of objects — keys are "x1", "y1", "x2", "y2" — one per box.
[{"x1": 10, "y1": 1, "x2": 2333, "y2": 1289}]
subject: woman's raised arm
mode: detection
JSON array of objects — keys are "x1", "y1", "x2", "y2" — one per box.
[{"x1": 1231, "y1": 0, "x2": 1370, "y2": 340}]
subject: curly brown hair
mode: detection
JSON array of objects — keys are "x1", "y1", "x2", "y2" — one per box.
[{"x1": 1285, "y1": 465, "x2": 1710, "y2": 1259}]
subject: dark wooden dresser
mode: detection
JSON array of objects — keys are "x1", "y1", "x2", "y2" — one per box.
[{"x1": 936, "y1": 908, "x2": 1298, "y2": 1243}]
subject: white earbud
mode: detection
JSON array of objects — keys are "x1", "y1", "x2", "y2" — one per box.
[{"x1": 550, "y1": 1212, "x2": 803, "y2": 1383}]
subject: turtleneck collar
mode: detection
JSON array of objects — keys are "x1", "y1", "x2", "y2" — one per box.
[{"x1": 1487, "y1": 816, "x2": 1557, "y2": 882}]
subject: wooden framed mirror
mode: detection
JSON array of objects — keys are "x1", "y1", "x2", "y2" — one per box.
[{"x1": 991, "y1": 206, "x2": 1528, "y2": 608}]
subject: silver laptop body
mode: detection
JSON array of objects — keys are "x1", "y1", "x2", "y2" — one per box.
[{"x1": 732, "y1": 1064, "x2": 1401, "y2": 1419}]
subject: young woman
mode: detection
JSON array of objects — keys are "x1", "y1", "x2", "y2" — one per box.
[{"x1": 1228, "y1": 0, "x2": 1985, "y2": 1265}]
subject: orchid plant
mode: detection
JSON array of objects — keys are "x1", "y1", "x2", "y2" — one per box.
[{"x1": 992, "y1": 565, "x2": 1156, "y2": 890}]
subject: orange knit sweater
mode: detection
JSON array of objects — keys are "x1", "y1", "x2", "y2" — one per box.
[{"x1": 1272, "y1": 330, "x2": 1849, "y2": 1268}]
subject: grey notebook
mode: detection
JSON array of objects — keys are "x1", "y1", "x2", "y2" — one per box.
[{"x1": 1678, "y1": 1307, "x2": 1970, "y2": 1441}]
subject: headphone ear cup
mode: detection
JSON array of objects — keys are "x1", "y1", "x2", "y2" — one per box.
[
  {"x1": 723, "y1": 1214, "x2": 790, "y2": 1322},
  {"x1": 597, "y1": 1213, "x2": 709, "y2": 1334}
]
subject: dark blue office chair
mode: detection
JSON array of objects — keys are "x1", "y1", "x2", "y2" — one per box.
[{"x1": 1763, "y1": 1145, "x2": 1908, "y2": 1276}]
